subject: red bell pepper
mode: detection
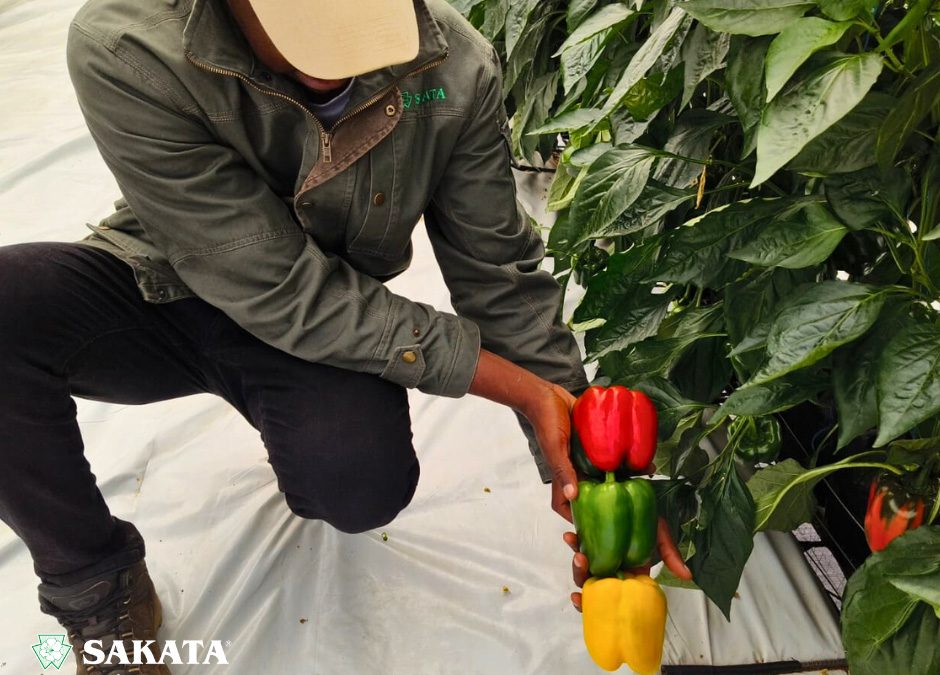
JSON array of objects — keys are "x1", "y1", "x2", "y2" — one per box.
[
  {"x1": 571, "y1": 386, "x2": 657, "y2": 472},
  {"x1": 864, "y1": 475, "x2": 926, "y2": 553}
]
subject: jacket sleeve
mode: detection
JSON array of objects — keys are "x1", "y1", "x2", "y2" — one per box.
[
  {"x1": 423, "y1": 45, "x2": 589, "y2": 482},
  {"x1": 66, "y1": 23, "x2": 481, "y2": 398}
]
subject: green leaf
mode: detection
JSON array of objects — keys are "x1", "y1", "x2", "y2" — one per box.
[
  {"x1": 852, "y1": 603, "x2": 940, "y2": 675},
  {"x1": 446, "y1": 0, "x2": 483, "y2": 15},
  {"x1": 512, "y1": 72, "x2": 559, "y2": 162},
  {"x1": 678, "y1": 0, "x2": 814, "y2": 36},
  {"x1": 633, "y1": 377, "x2": 709, "y2": 441},
  {"x1": 843, "y1": 526, "x2": 940, "y2": 675},
  {"x1": 481, "y1": 0, "x2": 509, "y2": 41},
  {"x1": 547, "y1": 211, "x2": 578, "y2": 257},
  {"x1": 652, "y1": 478, "x2": 698, "y2": 544},
  {"x1": 621, "y1": 68, "x2": 684, "y2": 121},
  {"x1": 600, "y1": 8, "x2": 690, "y2": 117},
  {"x1": 688, "y1": 459, "x2": 756, "y2": 619},
  {"x1": 675, "y1": 334, "x2": 734, "y2": 402},
  {"x1": 747, "y1": 455, "x2": 898, "y2": 531},
  {"x1": 681, "y1": 23, "x2": 732, "y2": 107},
  {"x1": 657, "y1": 567, "x2": 701, "y2": 590},
  {"x1": 753, "y1": 53, "x2": 883, "y2": 186},
  {"x1": 502, "y1": 10, "x2": 546, "y2": 95},
  {"x1": 599, "y1": 332, "x2": 715, "y2": 380},
  {"x1": 890, "y1": 573, "x2": 940, "y2": 616},
  {"x1": 764, "y1": 18, "x2": 851, "y2": 101},
  {"x1": 529, "y1": 109, "x2": 605, "y2": 136},
  {"x1": 578, "y1": 285, "x2": 675, "y2": 360},
  {"x1": 886, "y1": 437, "x2": 940, "y2": 469},
  {"x1": 726, "y1": 36, "x2": 772, "y2": 158},
  {"x1": 788, "y1": 92, "x2": 894, "y2": 175},
  {"x1": 662, "y1": 304, "x2": 734, "y2": 402},
  {"x1": 730, "y1": 202, "x2": 847, "y2": 268},
  {"x1": 881, "y1": 0, "x2": 934, "y2": 51},
  {"x1": 656, "y1": 412, "x2": 711, "y2": 478},
  {"x1": 556, "y1": 4, "x2": 634, "y2": 56},
  {"x1": 816, "y1": 0, "x2": 876, "y2": 21},
  {"x1": 547, "y1": 166, "x2": 585, "y2": 213},
  {"x1": 724, "y1": 268, "x2": 818, "y2": 377},
  {"x1": 655, "y1": 109, "x2": 734, "y2": 189},
  {"x1": 904, "y1": 14, "x2": 940, "y2": 72},
  {"x1": 570, "y1": 146, "x2": 657, "y2": 245},
  {"x1": 832, "y1": 337, "x2": 881, "y2": 448},
  {"x1": 824, "y1": 166, "x2": 911, "y2": 230},
  {"x1": 752, "y1": 281, "x2": 887, "y2": 384},
  {"x1": 567, "y1": 0, "x2": 599, "y2": 32},
  {"x1": 876, "y1": 64, "x2": 940, "y2": 172},
  {"x1": 875, "y1": 322, "x2": 940, "y2": 446},
  {"x1": 718, "y1": 368, "x2": 826, "y2": 417},
  {"x1": 746, "y1": 459, "x2": 817, "y2": 531},
  {"x1": 654, "y1": 199, "x2": 784, "y2": 287},
  {"x1": 660, "y1": 302, "x2": 726, "y2": 337},
  {"x1": 504, "y1": 0, "x2": 540, "y2": 57},
  {"x1": 832, "y1": 305, "x2": 912, "y2": 449},
  {"x1": 568, "y1": 143, "x2": 612, "y2": 168},
  {"x1": 605, "y1": 180, "x2": 696, "y2": 235},
  {"x1": 560, "y1": 32, "x2": 610, "y2": 95}
]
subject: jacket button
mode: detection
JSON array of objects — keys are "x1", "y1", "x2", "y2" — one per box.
[
  {"x1": 412, "y1": 328, "x2": 421, "y2": 337},
  {"x1": 373, "y1": 192, "x2": 386, "y2": 206},
  {"x1": 385, "y1": 104, "x2": 396, "y2": 117},
  {"x1": 157, "y1": 289, "x2": 167, "y2": 299},
  {"x1": 401, "y1": 350, "x2": 417, "y2": 364}
]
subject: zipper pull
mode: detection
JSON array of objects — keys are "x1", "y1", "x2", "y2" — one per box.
[{"x1": 320, "y1": 131, "x2": 332, "y2": 163}]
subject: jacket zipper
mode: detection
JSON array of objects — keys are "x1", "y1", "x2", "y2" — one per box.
[{"x1": 185, "y1": 51, "x2": 449, "y2": 164}]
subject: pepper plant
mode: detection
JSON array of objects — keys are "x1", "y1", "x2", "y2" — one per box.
[{"x1": 448, "y1": 0, "x2": 940, "y2": 671}]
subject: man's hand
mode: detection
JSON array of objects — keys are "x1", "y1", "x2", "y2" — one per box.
[
  {"x1": 523, "y1": 382, "x2": 579, "y2": 522},
  {"x1": 563, "y1": 517, "x2": 693, "y2": 612},
  {"x1": 467, "y1": 348, "x2": 580, "y2": 521}
]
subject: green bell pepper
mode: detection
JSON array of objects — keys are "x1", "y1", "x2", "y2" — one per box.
[
  {"x1": 730, "y1": 416, "x2": 782, "y2": 463},
  {"x1": 571, "y1": 472, "x2": 658, "y2": 577}
]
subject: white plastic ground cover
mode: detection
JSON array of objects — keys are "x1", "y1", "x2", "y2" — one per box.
[{"x1": 0, "y1": 1, "x2": 848, "y2": 672}]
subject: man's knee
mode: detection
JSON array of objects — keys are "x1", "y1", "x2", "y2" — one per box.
[{"x1": 284, "y1": 453, "x2": 420, "y2": 534}]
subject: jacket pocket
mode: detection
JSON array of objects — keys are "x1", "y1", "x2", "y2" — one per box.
[{"x1": 346, "y1": 131, "x2": 407, "y2": 260}]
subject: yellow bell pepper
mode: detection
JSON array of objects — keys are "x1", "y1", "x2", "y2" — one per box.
[{"x1": 581, "y1": 573, "x2": 667, "y2": 673}]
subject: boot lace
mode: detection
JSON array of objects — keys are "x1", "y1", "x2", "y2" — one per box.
[{"x1": 42, "y1": 572, "x2": 145, "y2": 674}]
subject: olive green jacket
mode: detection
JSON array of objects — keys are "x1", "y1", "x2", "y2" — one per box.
[{"x1": 66, "y1": 0, "x2": 588, "y2": 480}]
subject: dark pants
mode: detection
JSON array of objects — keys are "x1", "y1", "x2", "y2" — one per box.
[{"x1": 0, "y1": 242, "x2": 419, "y2": 587}]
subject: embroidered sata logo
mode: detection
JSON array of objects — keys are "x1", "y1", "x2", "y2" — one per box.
[{"x1": 401, "y1": 87, "x2": 447, "y2": 110}]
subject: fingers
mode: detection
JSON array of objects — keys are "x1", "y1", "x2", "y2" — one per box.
[
  {"x1": 551, "y1": 480, "x2": 574, "y2": 523},
  {"x1": 549, "y1": 447, "x2": 578, "y2": 522},
  {"x1": 563, "y1": 531, "x2": 579, "y2": 553},
  {"x1": 570, "y1": 591, "x2": 582, "y2": 613},
  {"x1": 657, "y1": 516, "x2": 693, "y2": 581},
  {"x1": 572, "y1": 551, "x2": 589, "y2": 588},
  {"x1": 564, "y1": 532, "x2": 589, "y2": 591}
]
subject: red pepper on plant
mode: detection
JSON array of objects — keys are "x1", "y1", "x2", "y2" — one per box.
[
  {"x1": 571, "y1": 385, "x2": 658, "y2": 473},
  {"x1": 864, "y1": 474, "x2": 926, "y2": 553}
]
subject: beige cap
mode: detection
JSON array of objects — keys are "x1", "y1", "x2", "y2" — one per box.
[{"x1": 246, "y1": 0, "x2": 421, "y2": 80}]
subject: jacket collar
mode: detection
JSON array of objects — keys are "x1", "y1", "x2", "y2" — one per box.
[{"x1": 183, "y1": 0, "x2": 448, "y2": 114}]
